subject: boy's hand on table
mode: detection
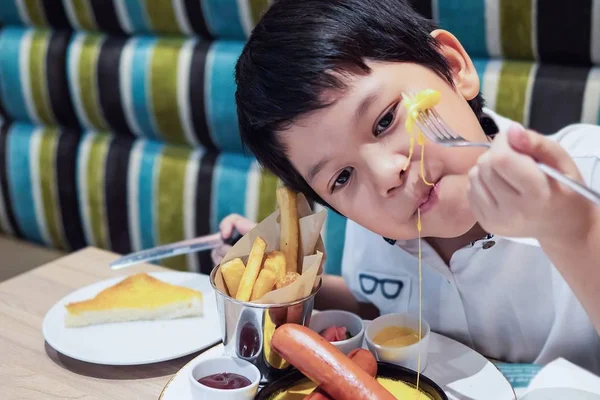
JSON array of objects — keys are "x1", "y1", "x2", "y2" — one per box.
[
  {"x1": 211, "y1": 214, "x2": 257, "y2": 266},
  {"x1": 467, "y1": 124, "x2": 595, "y2": 243}
]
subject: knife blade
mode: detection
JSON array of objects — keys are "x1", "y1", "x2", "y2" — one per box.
[{"x1": 110, "y1": 228, "x2": 242, "y2": 269}]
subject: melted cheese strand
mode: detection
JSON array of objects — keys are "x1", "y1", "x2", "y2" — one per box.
[
  {"x1": 416, "y1": 207, "x2": 423, "y2": 399},
  {"x1": 402, "y1": 89, "x2": 441, "y2": 399},
  {"x1": 418, "y1": 131, "x2": 434, "y2": 186}
]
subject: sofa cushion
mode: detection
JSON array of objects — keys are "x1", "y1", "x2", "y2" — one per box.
[
  {"x1": 0, "y1": 0, "x2": 271, "y2": 39},
  {"x1": 0, "y1": 27, "x2": 245, "y2": 151},
  {"x1": 473, "y1": 58, "x2": 600, "y2": 132},
  {"x1": 0, "y1": 121, "x2": 347, "y2": 275},
  {"x1": 410, "y1": 0, "x2": 599, "y2": 65}
]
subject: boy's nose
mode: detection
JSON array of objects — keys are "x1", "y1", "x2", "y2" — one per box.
[{"x1": 368, "y1": 156, "x2": 407, "y2": 197}]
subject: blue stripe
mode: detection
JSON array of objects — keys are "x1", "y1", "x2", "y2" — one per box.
[
  {"x1": 210, "y1": 153, "x2": 252, "y2": 232},
  {"x1": 324, "y1": 211, "x2": 347, "y2": 276},
  {"x1": 130, "y1": 37, "x2": 160, "y2": 140},
  {"x1": 207, "y1": 41, "x2": 244, "y2": 152},
  {"x1": 6, "y1": 124, "x2": 43, "y2": 244},
  {"x1": 0, "y1": 0, "x2": 24, "y2": 25},
  {"x1": 202, "y1": 0, "x2": 245, "y2": 39},
  {"x1": 123, "y1": 0, "x2": 148, "y2": 32},
  {"x1": 438, "y1": 0, "x2": 487, "y2": 57},
  {"x1": 0, "y1": 28, "x2": 28, "y2": 122},
  {"x1": 138, "y1": 139, "x2": 163, "y2": 249},
  {"x1": 472, "y1": 58, "x2": 489, "y2": 85}
]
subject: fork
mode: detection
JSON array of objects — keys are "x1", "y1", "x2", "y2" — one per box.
[{"x1": 412, "y1": 105, "x2": 600, "y2": 205}]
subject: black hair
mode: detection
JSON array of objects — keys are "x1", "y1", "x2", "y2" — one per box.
[{"x1": 235, "y1": 0, "x2": 485, "y2": 209}]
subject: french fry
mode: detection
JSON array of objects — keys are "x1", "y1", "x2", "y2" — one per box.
[
  {"x1": 235, "y1": 236, "x2": 267, "y2": 301},
  {"x1": 251, "y1": 269, "x2": 277, "y2": 300},
  {"x1": 263, "y1": 251, "x2": 287, "y2": 282},
  {"x1": 277, "y1": 187, "x2": 299, "y2": 274},
  {"x1": 276, "y1": 271, "x2": 300, "y2": 290},
  {"x1": 220, "y1": 258, "x2": 246, "y2": 297}
]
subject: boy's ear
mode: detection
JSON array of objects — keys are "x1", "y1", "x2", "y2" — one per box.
[{"x1": 430, "y1": 29, "x2": 480, "y2": 101}]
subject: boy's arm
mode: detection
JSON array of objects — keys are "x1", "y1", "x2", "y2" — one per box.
[
  {"x1": 315, "y1": 274, "x2": 380, "y2": 320},
  {"x1": 539, "y1": 212, "x2": 600, "y2": 333},
  {"x1": 470, "y1": 124, "x2": 600, "y2": 333}
]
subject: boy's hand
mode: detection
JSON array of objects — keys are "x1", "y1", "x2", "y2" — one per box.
[
  {"x1": 211, "y1": 214, "x2": 257, "y2": 266},
  {"x1": 467, "y1": 124, "x2": 595, "y2": 243}
]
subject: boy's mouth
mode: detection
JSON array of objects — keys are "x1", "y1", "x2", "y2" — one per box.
[{"x1": 417, "y1": 181, "x2": 440, "y2": 214}]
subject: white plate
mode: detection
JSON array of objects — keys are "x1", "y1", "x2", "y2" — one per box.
[
  {"x1": 158, "y1": 332, "x2": 516, "y2": 400},
  {"x1": 43, "y1": 272, "x2": 221, "y2": 366}
]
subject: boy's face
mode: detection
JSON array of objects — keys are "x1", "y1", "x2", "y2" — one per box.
[{"x1": 283, "y1": 52, "x2": 488, "y2": 240}]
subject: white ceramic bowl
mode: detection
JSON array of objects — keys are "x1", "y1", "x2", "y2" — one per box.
[
  {"x1": 188, "y1": 356, "x2": 260, "y2": 400},
  {"x1": 365, "y1": 313, "x2": 430, "y2": 372},
  {"x1": 309, "y1": 310, "x2": 365, "y2": 354}
]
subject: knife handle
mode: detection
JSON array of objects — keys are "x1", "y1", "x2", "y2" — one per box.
[{"x1": 223, "y1": 227, "x2": 243, "y2": 246}]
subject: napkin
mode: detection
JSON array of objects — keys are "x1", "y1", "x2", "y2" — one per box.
[{"x1": 522, "y1": 358, "x2": 600, "y2": 398}]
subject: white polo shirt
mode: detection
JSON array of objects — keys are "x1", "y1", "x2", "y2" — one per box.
[{"x1": 341, "y1": 110, "x2": 600, "y2": 374}]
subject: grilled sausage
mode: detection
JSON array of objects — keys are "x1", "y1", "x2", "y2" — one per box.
[
  {"x1": 271, "y1": 324, "x2": 395, "y2": 400},
  {"x1": 305, "y1": 348, "x2": 378, "y2": 400}
]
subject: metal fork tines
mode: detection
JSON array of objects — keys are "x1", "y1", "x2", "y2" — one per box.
[
  {"x1": 412, "y1": 104, "x2": 600, "y2": 206},
  {"x1": 416, "y1": 108, "x2": 490, "y2": 148}
]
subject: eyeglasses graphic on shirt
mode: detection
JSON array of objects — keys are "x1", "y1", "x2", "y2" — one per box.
[{"x1": 359, "y1": 273, "x2": 404, "y2": 300}]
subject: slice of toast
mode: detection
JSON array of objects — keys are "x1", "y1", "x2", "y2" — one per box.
[{"x1": 65, "y1": 273, "x2": 203, "y2": 328}]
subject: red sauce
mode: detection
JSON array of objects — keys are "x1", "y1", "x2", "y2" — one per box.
[{"x1": 197, "y1": 373, "x2": 251, "y2": 390}]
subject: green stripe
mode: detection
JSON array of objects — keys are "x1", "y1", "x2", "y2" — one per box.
[
  {"x1": 145, "y1": 0, "x2": 181, "y2": 34},
  {"x1": 257, "y1": 168, "x2": 278, "y2": 222},
  {"x1": 72, "y1": 0, "x2": 97, "y2": 31},
  {"x1": 500, "y1": 0, "x2": 533, "y2": 59},
  {"x1": 249, "y1": 0, "x2": 271, "y2": 27},
  {"x1": 495, "y1": 61, "x2": 534, "y2": 124},
  {"x1": 150, "y1": 39, "x2": 186, "y2": 144},
  {"x1": 38, "y1": 129, "x2": 64, "y2": 249},
  {"x1": 24, "y1": 0, "x2": 48, "y2": 26},
  {"x1": 87, "y1": 134, "x2": 110, "y2": 249},
  {"x1": 29, "y1": 31, "x2": 55, "y2": 125},
  {"x1": 78, "y1": 35, "x2": 108, "y2": 131},
  {"x1": 157, "y1": 146, "x2": 191, "y2": 271}
]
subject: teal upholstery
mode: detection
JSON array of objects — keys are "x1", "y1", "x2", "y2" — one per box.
[{"x1": 0, "y1": 0, "x2": 599, "y2": 276}]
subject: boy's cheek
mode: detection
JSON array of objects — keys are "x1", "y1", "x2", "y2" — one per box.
[{"x1": 436, "y1": 146, "x2": 484, "y2": 175}]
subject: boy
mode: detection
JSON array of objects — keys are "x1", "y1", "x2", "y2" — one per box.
[{"x1": 222, "y1": 0, "x2": 600, "y2": 373}]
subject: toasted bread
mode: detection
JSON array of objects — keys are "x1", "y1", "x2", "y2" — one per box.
[{"x1": 64, "y1": 273, "x2": 203, "y2": 327}]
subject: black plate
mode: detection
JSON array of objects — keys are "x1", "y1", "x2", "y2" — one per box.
[{"x1": 255, "y1": 362, "x2": 447, "y2": 399}]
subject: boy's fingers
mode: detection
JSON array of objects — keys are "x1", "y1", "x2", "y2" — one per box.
[
  {"x1": 211, "y1": 245, "x2": 232, "y2": 266},
  {"x1": 219, "y1": 214, "x2": 239, "y2": 237},
  {"x1": 507, "y1": 125, "x2": 575, "y2": 175},
  {"x1": 468, "y1": 166, "x2": 499, "y2": 209},
  {"x1": 235, "y1": 217, "x2": 258, "y2": 235}
]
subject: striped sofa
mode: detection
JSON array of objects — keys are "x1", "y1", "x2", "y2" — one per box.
[{"x1": 0, "y1": 1, "x2": 599, "y2": 280}]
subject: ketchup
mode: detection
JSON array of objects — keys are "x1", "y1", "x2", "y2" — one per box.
[{"x1": 197, "y1": 373, "x2": 251, "y2": 390}]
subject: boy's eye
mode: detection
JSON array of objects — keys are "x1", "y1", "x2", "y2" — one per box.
[
  {"x1": 374, "y1": 104, "x2": 398, "y2": 136},
  {"x1": 331, "y1": 168, "x2": 353, "y2": 193}
]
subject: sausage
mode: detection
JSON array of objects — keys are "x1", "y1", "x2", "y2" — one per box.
[
  {"x1": 271, "y1": 324, "x2": 395, "y2": 400},
  {"x1": 346, "y1": 348, "x2": 378, "y2": 376},
  {"x1": 305, "y1": 348, "x2": 378, "y2": 400}
]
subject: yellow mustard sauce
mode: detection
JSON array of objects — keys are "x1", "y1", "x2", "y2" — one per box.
[{"x1": 268, "y1": 377, "x2": 434, "y2": 400}]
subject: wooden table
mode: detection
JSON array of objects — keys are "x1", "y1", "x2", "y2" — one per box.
[{"x1": 0, "y1": 247, "x2": 215, "y2": 399}]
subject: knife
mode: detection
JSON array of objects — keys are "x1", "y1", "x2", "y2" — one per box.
[{"x1": 110, "y1": 228, "x2": 243, "y2": 269}]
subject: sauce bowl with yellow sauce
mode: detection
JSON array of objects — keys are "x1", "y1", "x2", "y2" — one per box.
[{"x1": 365, "y1": 313, "x2": 431, "y2": 372}]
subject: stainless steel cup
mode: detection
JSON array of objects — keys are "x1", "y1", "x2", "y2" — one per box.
[{"x1": 209, "y1": 266, "x2": 321, "y2": 384}]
